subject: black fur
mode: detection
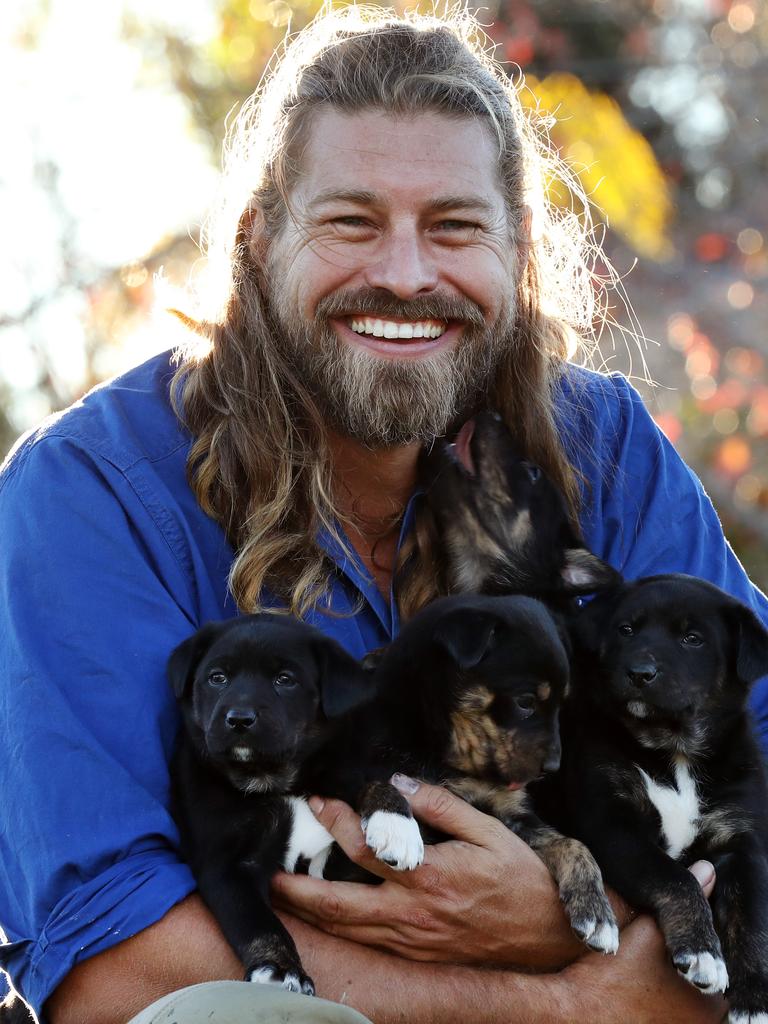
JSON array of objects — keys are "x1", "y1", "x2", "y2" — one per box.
[
  {"x1": 536, "y1": 575, "x2": 768, "y2": 1015},
  {"x1": 168, "y1": 614, "x2": 372, "y2": 995}
]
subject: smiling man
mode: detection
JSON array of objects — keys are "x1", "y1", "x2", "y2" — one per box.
[{"x1": 0, "y1": 8, "x2": 766, "y2": 1024}]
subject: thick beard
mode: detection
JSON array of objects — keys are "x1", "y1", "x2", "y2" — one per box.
[{"x1": 268, "y1": 286, "x2": 515, "y2": 448}]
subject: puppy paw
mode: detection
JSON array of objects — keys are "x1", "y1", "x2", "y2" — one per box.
[
  {"x1": 571, "y1": 915, "x2": 620, "y2": 956},
  {"x1": 361, "y1": 810, "x2": 424, "y2": 870},
  {"x1": 672, "y1": 949, "x2": 729, "y2": 994},
  {"x1": 563, "y1": 885, "x2": 619, "y2": 955},
  {"x1": 247, "y1": 963, "x2": 315, "y2": 996}
]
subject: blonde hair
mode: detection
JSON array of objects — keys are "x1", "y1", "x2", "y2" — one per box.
[{"x1": 172, "y1": 5, "x2": 605, "y2": 619}]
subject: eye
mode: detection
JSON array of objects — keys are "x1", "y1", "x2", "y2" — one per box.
[
  {"x1": 208, "y1": 670, "x2": 228, "y2": 688},
  {"x1": 514, "y1": 694, "x2": 537, "y2": 719},
  {"x1": 274, "y1": 671, "x2": 298, "y2": 690},
  {"x1": 522, "y1": 462, "x2": 541, "y2": 483},
  {"x1": 681, "y1": 632, "x2": 704, "y2": 647},
  {"x1": 618, "y1": 623, "x2": 634, "y2": 637}
]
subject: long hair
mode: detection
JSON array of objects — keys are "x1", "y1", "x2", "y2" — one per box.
[{"x1": 171, "y1": 6, "x2": 604, "y2": 619}]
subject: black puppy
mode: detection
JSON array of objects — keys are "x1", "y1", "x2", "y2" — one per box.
[
  {"x1": 545, "y1": 575, "x2": 768, "y2": 1020},
  {"x1": 168, "y1": 615, "x2": 370, "y2": 995},
  {"x1": 421, "y1": 410, "x2": 620, "y2": 602}
]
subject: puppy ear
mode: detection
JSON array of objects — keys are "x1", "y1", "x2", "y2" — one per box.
[
  {"x1": 433, "y1": 609, "x2": 498, "y2": 668},
  {"x1": 571, "y1": 590, "x2": 619, "y2": 652},
  {"x1": 562, "y1": 547, "x2": 622, "y2": 594},
  {"x1": 167, "y1": 623, "x2": 224, "y2": 700},
  {"x1": 731, "y1": 604, "x2": 768, "y2": 687},
  {"x1": 314, "y1": 636, "x2": 371, "y2": 718}
]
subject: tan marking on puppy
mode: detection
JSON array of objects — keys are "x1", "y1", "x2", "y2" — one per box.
[
  {"x1": 699, "y1": 806, "x2": 752, "y2": 849},
  {"x1": 508, "y1": 509, "x2": 532, "y2": 547},
  {"x1": 537, "y1": 682, "x2": 551, "y2": 701},
  {"x1": 447, "y1": 688, "x2": 535, "y2": 782},
  {"x1": 447, "y1": 776, "x2": 529, "y2": 822}
]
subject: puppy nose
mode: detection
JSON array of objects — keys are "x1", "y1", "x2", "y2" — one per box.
[
  {"x1": 225, "y1": 708, "x2": 258, "y2": 730},
  {"x1": 627, "y1": 663, "x2": 657, "y2": 688},
  {"x1": 542, "y1": 735, "x2": 562, "y2": 774}
]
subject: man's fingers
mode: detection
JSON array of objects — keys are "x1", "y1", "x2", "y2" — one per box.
[
  {"x1": 688, "y1": 859, "x2": 716, "y2": 899},
  {"x1": 390, "y1": 774, "x2": 510, "y2": 848},
  {"x1": 306, "y1": 796, "x2": 399, "y2": 880},
  {"x1": 272, "y1": 871, "x2": 388, "y2": 927}
]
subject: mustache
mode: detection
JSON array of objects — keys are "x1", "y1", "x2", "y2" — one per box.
[{"x1": 314, "y1": 288, "x2": 487, "y2": 328}]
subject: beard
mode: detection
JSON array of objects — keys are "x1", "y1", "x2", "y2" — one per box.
[{"x1": 266, "y1": 283, "x2": 516, "y2": 449}]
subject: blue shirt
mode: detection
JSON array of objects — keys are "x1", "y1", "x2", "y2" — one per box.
[{"x1": 1, "y1": 350, "x2": 766, "y2": 1017}]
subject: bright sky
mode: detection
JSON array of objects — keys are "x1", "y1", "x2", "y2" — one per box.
[{"x1": 0, "y1": 0, "x2": 221, "y2": 430}]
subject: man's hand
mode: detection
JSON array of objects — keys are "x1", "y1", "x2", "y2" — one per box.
[{"x1": 272, "y1": 777, "x2": 630, "y2": 969}]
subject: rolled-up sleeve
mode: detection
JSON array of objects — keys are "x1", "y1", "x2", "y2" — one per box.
[{"x1": 0, "y1": 432, "x2": 201, "y2": 1014}]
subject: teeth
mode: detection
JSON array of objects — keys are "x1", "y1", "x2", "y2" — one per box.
[{"x1": 347, "y1": 318, "x2": 447, "y2": 340}]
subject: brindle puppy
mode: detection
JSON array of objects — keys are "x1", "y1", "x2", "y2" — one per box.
[
  {"x1": 309, "y1": 592, "x2": 619, "y2": 955},
  {"x1": 421, "y1": 410, "x2": 620, "y2": 603}
]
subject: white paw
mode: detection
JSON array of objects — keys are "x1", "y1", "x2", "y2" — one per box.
[
  {"x1": 362, "y1": 810, "x2": 424, "y2": 870},
  {"x1": 729, "y1": 1013, "x2": 768, "y2": 1023},
  {"x1": 247, "y1": 966, "x2": 313, "y2": 995},
  {"x1": 675, "y1": 951, "x2": 729, "y2": 994},
  {"x1": 578, "y1": 918, "x2": 619, "y2": 955}
]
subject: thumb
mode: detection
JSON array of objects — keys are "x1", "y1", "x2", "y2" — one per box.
[
  {"x1": 688, "y1": 859, "x2": 716, "y2": 899},
  {"x1": 390, "y1": 774, "x2": 507, "y2": 848}
]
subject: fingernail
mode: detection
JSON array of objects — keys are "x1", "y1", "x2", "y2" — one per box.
[
  {"x1": 309, "y1": 796, "x2": 325, "y2": 815},
  {"x1": 688, "y1": 860, "x2": 715, "y2": 888},
  {"x1": 391, "y1": 773, "x2": 420, "y2": 795}
]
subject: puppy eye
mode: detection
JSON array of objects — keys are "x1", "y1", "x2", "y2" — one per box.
[
  {"x1": 681, "y1": 632, "x2": 703, "y2": 647},
  {"x1": 522, "y1": 462, "x2": 541, "y2": 483},
  {"x1": 274, "y1": 671, "x2": 298, "y2": 690},
  {"x1": 618, "y1": 623, "x2": 634, "y2": 636},
  {"x1": 208, "y1": 670, "x2": 228, "y2": 688},
  {"x1": 514, "y1": 694, "x2": 537, "y2": 718}
]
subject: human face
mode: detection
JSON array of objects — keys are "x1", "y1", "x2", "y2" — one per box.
[{"x1": 265, "y1": 108, "x2": 518, "y2": 447}]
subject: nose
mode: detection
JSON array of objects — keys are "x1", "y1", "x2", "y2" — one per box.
[
  {"x1": 225, "y1": 708, "x2": 258, "y2": 731},
  {"x1": 363, "y1": 227, "x2": 439, "y2": 298},
  {"x1": 627, "y1": 662, "x2": 658, "y2": 688}
]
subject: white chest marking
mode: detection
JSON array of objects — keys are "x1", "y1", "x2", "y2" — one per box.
[
  {"x1": 282, "y1": 796, "x2": 334, "y2": 876},
  {"x1": 637, "y1": 757, "x2": 701, "y2": 860}
]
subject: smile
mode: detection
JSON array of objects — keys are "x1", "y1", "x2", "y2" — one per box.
[{"x1": 347, "y1": 317, "x2": 447, "y2": 340}]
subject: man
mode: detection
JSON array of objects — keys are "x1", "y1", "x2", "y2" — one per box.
[{"x1": 0, "y1": 8, "x2": 764, "y2": 1023}]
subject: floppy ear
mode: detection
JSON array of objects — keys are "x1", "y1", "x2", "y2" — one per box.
[
  {"x1": 571, "y1": 590, "x2": 620, "y2": 653},
  {"x1": 433, "y1": 609, "x2": 498, "y2": 669},
  {"x1": 731, "y1": 604, "x2": 768, "y2": 687},
  {"x1": 314, "y1": 636, "x2": 371, "y2": 718},
  {"x1": 167, "y1": 622, "x2": 225, "y2": 700},
  {"x1": 562, "y1": 547, "x2": 622, "y2": 594}
]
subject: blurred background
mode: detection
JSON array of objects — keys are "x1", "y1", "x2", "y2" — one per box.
[{"x1": 2, "y1": 0, "x2": 767, "y2": 586}]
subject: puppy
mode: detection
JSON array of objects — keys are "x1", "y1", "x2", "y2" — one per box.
[
  {"x1": 320, "y1": 592, "x2": 620, "y2": 956},
  {"x1": 168, "y1": 614, "x2": 369, "y2": 995},
  {"x1": 421, "y1": 410, "x2": 620, "y2": 602},
  {"x1": 548, "y1": 575, "x2": 768, "y2": 1020}
]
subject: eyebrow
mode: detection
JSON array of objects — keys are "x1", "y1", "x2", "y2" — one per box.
[{"x1": 307, "y1": 189, "x2": 498, "y2": 216}]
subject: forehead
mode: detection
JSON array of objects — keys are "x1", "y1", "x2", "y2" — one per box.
[{"x1": 293, "y1": 107, "x2": 506, "y2": 214}]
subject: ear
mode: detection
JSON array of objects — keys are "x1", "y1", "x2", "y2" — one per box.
[
  {"x1": 562, "y1": 547, "x2": 622, "y2": 594},
  {"x1": 433, "y1": 609, "x2": 498, "y2": 669},
  {"x1": 731, "y1": 604, "x2": 768, "y2": 687},
  {"x1": 571, "y1": 590, "x2": 619, "y2": 653},
  {"x1": 167, "y1": 622, "x2": 226, "y2": 700},
  {"x1": 314, "y1": 636, "x2": 371, "y2": 718}
]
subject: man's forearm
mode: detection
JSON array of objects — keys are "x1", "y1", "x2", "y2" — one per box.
[
  {"x1": 46, "y1": 895, "x2": 243, "y2": 1024},
  {"x1": 285, "y1": 913, "x2": 571, "y2": 1024}
]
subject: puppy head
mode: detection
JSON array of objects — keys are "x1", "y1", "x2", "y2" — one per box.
[
  {"x1": 426, "y1": 595, "x2": 570, "y2": 787},
  {"x1": 421, "y1": 411, "x2": 619, "y2": 598},
  {"x1": 575, "y1": 575, "x2": 768, "y2": 752},
  {"x1": 168, "y1": 615, "x2": 368, "y2": 790}
]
